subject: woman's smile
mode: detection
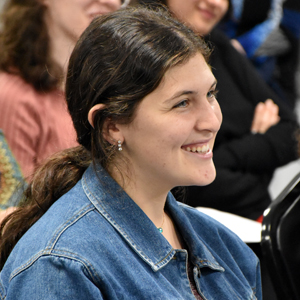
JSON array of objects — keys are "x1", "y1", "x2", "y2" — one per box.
[
  {"x1": 198, "y1": 7, "x2": 216, "y2": 20},
  {"x1": 182, "y1": 142, "x2": 211, "y2": 155}
]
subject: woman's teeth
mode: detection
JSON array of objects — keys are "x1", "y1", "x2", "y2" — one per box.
[{"x1": 185, "y1": 145, "x2": 210, "y2": 153}]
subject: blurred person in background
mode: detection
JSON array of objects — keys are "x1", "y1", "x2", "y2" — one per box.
[
  {"x1": 0, "y1": 0, "x2": 126, "y2": 220},
  {"x1": 0, "y1": 0, "x2": 125, "y2": 220},
  {"x1": 219, "y1": 0, "x2": 300, "y2": 109},
  {"x1": 0, "y1": 0, "x2": 124, "y2": 179}
]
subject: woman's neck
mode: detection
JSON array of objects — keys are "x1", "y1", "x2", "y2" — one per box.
[
  {"x1": 162, "y1": 212, "x2": 185, "y2": 249},
  {"x1": 50, "y1": 36, "x2": 75, "y2": 88},
  {"x1": 46, "y1": 22, "x2": 77, "y2": 90},
  {"x1": 121, "y1": 176, "x2": 168, "y2": 226},
  {"x1": 125, "y1": 186, "x2": 184, "y2": 249},
  {"x1": 111, "y1": 167, "x2": 184, "y2": 249}
]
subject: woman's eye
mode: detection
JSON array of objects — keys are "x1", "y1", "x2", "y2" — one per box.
[
  {"x1": 174, "y1": 99, "x2": 189, "y2": 108},
  {"x1": 207, "y1": 89, "x2": 219, "y2": 99}
]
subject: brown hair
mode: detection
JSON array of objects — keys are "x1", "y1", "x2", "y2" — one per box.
[
  {"x1": 0, "y1": 6, "x2": 211, "y2": 268},
  {"x1": 0, "y1": 0, "x2": 61, "y2": 91}
]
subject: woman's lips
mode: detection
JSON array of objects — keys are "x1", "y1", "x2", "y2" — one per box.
[
  {"x1": 199, "y1": 9, "x2": 216, "y2": 20},
  {"x1": 88, "y1": 11, "x2": 110, "y2": 20}
]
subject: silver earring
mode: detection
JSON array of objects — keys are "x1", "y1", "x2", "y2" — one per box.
[{"x1": 118, "y1": 140, "x2": 122, "y2": 151}]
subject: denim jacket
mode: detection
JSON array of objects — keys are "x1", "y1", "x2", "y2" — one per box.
[{"x1": 0, "y1": 164, "x2": 262, "y2": 300}]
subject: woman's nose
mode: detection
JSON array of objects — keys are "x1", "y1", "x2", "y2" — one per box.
[{"x1": 196, "y1": 100, "x2": 222, "y2": 133}]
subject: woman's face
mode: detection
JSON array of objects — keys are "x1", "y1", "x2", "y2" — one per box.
[
  {"x1": 43, "y1": 0, "x2": 122, "y2": 42},
  {"x1": 167, "y1": 0, "x2": 229, "y2": 35},
  {"x1": 118, "y1": 53, "x2": 222, "y2": 191}
]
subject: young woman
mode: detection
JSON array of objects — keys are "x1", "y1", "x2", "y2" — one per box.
[
  {"x1": 0, "y1": 0, "x2": 123, "y2": 179},
  {"x1": 0, "y1": 7, "x2": 262, "y2": 300},
  {"x1": 139, "y1": 0, "x2": 299, "y2": 221}
]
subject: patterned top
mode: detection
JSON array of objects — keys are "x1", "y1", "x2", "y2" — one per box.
[{"x1": 0, "y1": 130, "x2": 25, "y2": 209}]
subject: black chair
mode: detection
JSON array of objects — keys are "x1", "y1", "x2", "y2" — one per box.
[{"x1": 261, "y1": 172, "x2": 300, "y2": 300}]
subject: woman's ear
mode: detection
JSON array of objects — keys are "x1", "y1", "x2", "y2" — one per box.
[
  {"x1": 88, "y1": 104, "x2": 106, "y2": 128},
  {"x1": 88, "y1": 104, "x2": 123, "y2": 145},
  {"x1": 102, "y1": 118, "x2": 123, "y2": 145}
]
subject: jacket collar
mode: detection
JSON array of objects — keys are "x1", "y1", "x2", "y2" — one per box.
[{"x1": 82, "y1": 163, "x2": 223, "y2": 273}]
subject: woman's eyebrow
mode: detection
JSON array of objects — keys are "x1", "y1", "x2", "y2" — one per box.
[
  {"x1": 163, "y1": 79, "x2": 218, "y2": 104},
  {"x1": 210, "y1": 80, "x2": 218, "y2": 89},
  {"x1": 163, "y1": 90, "x2": 196, "y2": 104}
]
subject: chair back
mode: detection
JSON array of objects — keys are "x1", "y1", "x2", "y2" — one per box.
[{"x1": 261, "y1": 172, "x2": 300, "y2": 300}]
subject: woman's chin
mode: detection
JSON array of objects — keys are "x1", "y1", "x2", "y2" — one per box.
[{"x1": 182, "y1": 167, "x2": 216, "y2": 187}]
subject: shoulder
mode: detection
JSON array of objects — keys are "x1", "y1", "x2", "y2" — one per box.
[
  {"x1": 0, "y1": 72, "x2": 66, "y2": 132},
  {"x1": 0, "y1": 179, "x2": 131, "y2": 297},
  {"x1": 207, "y1": 28, "x2": 233, "y2": 49},
  {"x1": 0, "y1": 72, "x2": 40, "y2": 115},
  {"x1": 178, "y1": 203, "x2": 261, "y2": 292},
  {"x1": 0, "y1": 72, "x2": 35, "y2": 96},
  {"x1": 1, "y1": 181, "x2": 98, "y2": 274},
  {"x1": 178, "y1": 202, "x2": 227, "y2": 229},
  {"x1": 178, "y1": 202, "x2": 257, "y2": 258},
  {"x1": 0, "y1": 72, "x2": 61, "y2": 107},
  {"x1": 207, "y1": 28, "x2": 249, "y2": 65}
]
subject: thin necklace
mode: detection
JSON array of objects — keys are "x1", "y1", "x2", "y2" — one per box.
[{"x1": 157, "y1": 212, "x2": 165, "y2": 233}]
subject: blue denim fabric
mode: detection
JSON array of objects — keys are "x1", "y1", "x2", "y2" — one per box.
[{"x1": 0, "y1": 164, "x2": 262, "y2": 300}]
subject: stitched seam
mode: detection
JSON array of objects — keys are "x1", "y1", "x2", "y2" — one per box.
[
  {"x1": 223, "y1": 275, "x2": 242, "y2": 300},
  {"x1": 48, "y1": 204, "x2": 95, "y2": 251},
  {"x1": 178, "y1": 203, "x2": 225, "y2": 271},
  {"x1": 9, "y1": 250, "x2": 102, "y2": 284},
  {"x1": 10, "y1": 205, "x2": 95, "y2": 279},
  {"x1": 82, "y1": 175, "x2": 171, "y2": 271},
  {"x1": 0, "y1": 281, "x2": 6, "y2": 300}
]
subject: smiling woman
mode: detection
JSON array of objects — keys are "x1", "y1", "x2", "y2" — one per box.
[{"x1": 0, "y1": 6, "x2": 261, "y2": 300}]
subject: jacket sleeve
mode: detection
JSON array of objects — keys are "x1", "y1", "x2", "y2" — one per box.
[{"x1": 2, "y1": 256, "x2": 104, "y2": 300}]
